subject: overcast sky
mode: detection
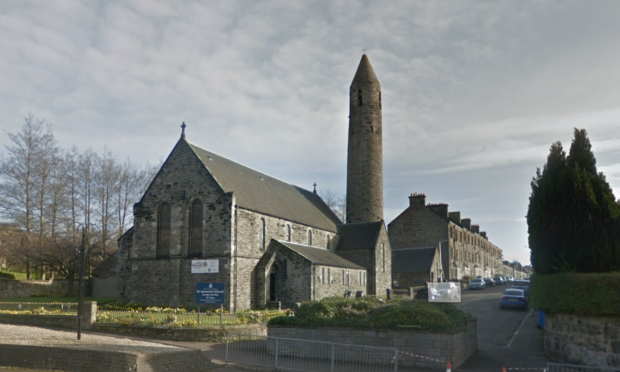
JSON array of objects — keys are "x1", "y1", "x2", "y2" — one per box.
[{"x1": 2, "y1": 0, "x2": 620, "y2": 266}]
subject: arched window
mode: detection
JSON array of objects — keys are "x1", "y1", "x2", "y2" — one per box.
[
  {"x1": 307, "y1": 229, "x2": 312, "y2": 245},
  {"x1": 189, "y1": 199, "x2": 203, "y2": 257},
  {"x1": 157, "y1": 202, "x2": 171, "y2": 258},
  {"x1": 259, "y1": 218, "x2": 266, "y2": 250},
  {"x1": 286, "y1": 224, "x2": 291, "y2": 242},
  {"x1": 326, "y1": 234, "x2": 331, "y2": 249}
]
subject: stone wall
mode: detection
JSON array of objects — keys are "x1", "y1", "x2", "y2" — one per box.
[
  {"x1": 91, "y1": 323, "x2": 267, "y2": 342},
  {"x1": 0, "y1": 279, "x2": 85, "y2": 297},
  {"x1": 313, "y1": 264, "x2": 366, "y2": 299},
  {"x1": 544, "y1": 313, "x2": 620, "y2": 368},
  {"x1": 268, "y1": 319, "x2": 477, "y2": 369}
]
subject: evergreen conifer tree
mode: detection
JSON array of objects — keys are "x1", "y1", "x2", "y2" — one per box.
[{"x1": 527, "y1": 129, "x2": 620, "y2": 273}]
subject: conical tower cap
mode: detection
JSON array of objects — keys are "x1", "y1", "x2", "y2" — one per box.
[{"x1": 352, "y1": 54, "x2": 380, "y2": 86}]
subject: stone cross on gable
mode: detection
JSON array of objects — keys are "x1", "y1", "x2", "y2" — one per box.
[
  {"x1": 181, "y1": 122, "x2": 186, "y2": 138},
  {"x1": 313, "y1": 182, "x2": 317, "y2": 193}
]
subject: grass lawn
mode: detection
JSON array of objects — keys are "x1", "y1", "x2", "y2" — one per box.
[{"x1": 0, "y1": 297, "x2": 116, "y2": 304}]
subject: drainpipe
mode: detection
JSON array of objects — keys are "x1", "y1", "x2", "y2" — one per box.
[{"x1": 312, "y1": 264, "x2": 316, "y2": 301}]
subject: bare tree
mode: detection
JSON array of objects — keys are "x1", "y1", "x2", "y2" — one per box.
[
  {"x1": 0, "y1": 114, "x2": 55, "y2": 278},
  {"x1": 319, "y1": 189, "x2": 346, "y2": 223}
]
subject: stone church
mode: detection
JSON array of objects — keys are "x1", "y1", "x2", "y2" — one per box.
[{"x1": 116, "y1": 55, "x2": 392, "y2": 311}]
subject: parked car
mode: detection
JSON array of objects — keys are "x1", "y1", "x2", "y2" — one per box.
[
  {"x1": 494, "y1": 276, "x2": 505, "y2": 285},
  {"x1": 505, "y1": 276, "x2": 514, "y2": 284},
  {"x1": 511, "y1": 280, "x2": 530, "y2": 298},
  {"x1": 483, "y1": 277, "x2": 497, "y2": 287},
  {"x1": 469, "y1": 278, "x2": 486, "y2": 290},
  {"x1": 500, "y1": 288, "x2": 528, "y2": 310}
]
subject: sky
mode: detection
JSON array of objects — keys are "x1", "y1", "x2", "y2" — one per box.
[{"x1": 1, "y1": 0, "x2": 620, "y2": 266}]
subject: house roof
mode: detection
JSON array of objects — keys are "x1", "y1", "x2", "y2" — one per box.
[
  {"x1": 187, "y1": 141, "x2": 342, "y2": 232},
  {"x1": 392, "y1": 247, "x2": 437, "y2": 273},
  {"x1": 275, "y1": 240, "x2": 365, "y2": 270},
  {"x1": 336, "y1": 221, "x2": 383, "y2": 250}
]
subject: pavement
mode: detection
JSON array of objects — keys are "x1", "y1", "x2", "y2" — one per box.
[{"x1": 0, "y1": 287, "x2": 550, "y2": 372}]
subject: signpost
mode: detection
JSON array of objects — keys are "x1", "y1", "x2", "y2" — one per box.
[{"x1": 196, "y1": 283, "x2": 225, "y2": 324}]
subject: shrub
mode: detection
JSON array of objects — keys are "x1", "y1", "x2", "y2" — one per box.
[
  {"x1": 269, "y1": 297, "x2": 472, "y2": 332},
  {"x1": 530, "y1": 272, "x2": 620, "y2": 316},
  {"x1": 0, "y1": 271, "x2": 16, "y2": 280}
]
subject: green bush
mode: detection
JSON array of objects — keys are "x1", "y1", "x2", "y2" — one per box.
[
  {"x1": 530, "y1": 272, "x2": 620, "y2": 316},
  {"x1": 269, "y1": 297, "x2": 472, "y2": 332},
  {"x1": 0, "y1": 271, "x2": 16, "y2": 280}
]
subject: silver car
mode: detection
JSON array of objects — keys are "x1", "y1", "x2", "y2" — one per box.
[{"x1": 469, "y1": 278, "x2": 486, "y2": 290}]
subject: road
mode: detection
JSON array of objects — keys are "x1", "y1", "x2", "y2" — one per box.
[{"x1": 455, "y1": 284, "x2": 551, "y2": 371}]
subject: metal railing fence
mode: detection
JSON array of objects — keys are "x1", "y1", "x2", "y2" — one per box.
[
  {"x1": 0, "y1": 302, "x2": 78, "y2": 315},
  {"x1": 226, "y1": 333, "x2": 399, "y2": 372},
  {"x1": 547, "y1": 363, "x2": 620, "y2": 372}
]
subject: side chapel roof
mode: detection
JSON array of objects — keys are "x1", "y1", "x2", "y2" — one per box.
[
  {"x1": 275, "y1": 240, "x2": 365, "y2": 270},
  {"x1": 336, "y1": 221, "x2": 383, "y2": 250},
  {"x1": 187, "y1": 140, "x2": 342, "y2": 232}
]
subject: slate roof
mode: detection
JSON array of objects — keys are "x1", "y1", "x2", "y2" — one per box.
[
  {"x1": 187, "y1": 141, "x2": 342, "y2": 232},
  {"x1": 275, "y1": 240, "x2": 365, "y2": 270},
  {"x1": 392, "y1": 247, "x2": 437, "y2": 273},
  {"x1": 336, "y1": 221, "x2": 383, "y2": 250}
]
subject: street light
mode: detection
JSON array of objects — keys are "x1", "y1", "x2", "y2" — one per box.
[{"x1": 77, "y1": 224, "x2": 86, "y2": 341}]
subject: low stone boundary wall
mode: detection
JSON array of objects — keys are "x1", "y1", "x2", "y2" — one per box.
[
  {"x1": 0, "y1": 344, "x2": 211, "y2": 372},
  {"x1": 0, "y1": 279, "x2": 89, "y2": 297},
  {"x1": 544, "y1": 313, "x2": 620, "y2": 368},
  {"x1": 268, "y1": 318, "x2": 477, "y2": 370},
  {"x1": 0, "y1": 314, "x2": 77, "y2": 329},
  {"x1": 91, "y1": 323, "x2": 267, "y2": 342}
]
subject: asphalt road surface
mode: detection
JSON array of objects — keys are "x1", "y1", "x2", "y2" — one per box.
[{"x1": 455, "y1": 284, "x2": 551, "y2": 371}]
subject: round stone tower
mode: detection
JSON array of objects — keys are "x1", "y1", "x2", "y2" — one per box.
[{"x1": 346, "y1": 54, "x2": 383, "y2": 224}]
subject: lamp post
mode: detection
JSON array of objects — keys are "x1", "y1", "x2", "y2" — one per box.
[{"x1": 77, "y1": 224, "x2": 86, "y2": 340}]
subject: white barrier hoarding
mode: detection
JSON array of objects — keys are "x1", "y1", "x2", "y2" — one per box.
[
  {"x1": 427, "y1": 282, "x2": 461, "y2": 303},
  {"x1": 191, "y1": 259, "x2": 219, "y2": 274}
]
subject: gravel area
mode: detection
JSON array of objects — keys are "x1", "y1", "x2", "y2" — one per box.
[{"x1": 0, "y1": 324, "x2": 182, "y2": 354}]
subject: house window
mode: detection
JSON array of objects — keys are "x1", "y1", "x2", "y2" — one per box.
[
  {"x1": 156, "y1": 202, "x2": 171, "y2": 258},
  {"x1": 259, "y1": 218, "x2": 266, "y2": 250},
  {"x1": 189, "y1": 199, "x2": 203, "y2": 257},
  {"x1": 307, "y1": 229, "x2": 312, "y2": 245},
  {"x1": 286, "y1": 224, "x2": 291, "y2": 242}
]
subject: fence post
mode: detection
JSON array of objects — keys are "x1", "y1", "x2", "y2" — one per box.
[
  {"x1": 330, "y1": 343, "x2": 335, "y2": 372},
  {"x1": 225, "y1": 334, "x2": 229, "y2": 365},
  {"x1": 275, "y1": 338, "x2": 279, "y2": 369},
  {"x1": 220, "y1": 304, "x2": 223, "y2": 325},
  {"x1": 393, "y1": 349, "x2": 398, "y2": 372}
]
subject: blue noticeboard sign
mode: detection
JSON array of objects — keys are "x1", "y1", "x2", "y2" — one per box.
[{"x1": 196, "y1": 283, "x2": 225, "y2": 304}]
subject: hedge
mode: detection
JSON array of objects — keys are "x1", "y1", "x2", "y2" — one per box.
[
  {"x1": 269, "y1": 296, "x2": 473, "y2": 332},
  {"x1": 530, "y1": 272, "x2": 620, "y2": 316},
  {"x1": 0, "y1": 271, "x2": 16, "y2": 280}
]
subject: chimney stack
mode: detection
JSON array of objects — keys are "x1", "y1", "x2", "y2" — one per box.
[
  {"x1": 427, "y1": 203, "x2": 448, "y2": 218},
  {"x1": 449, "y1": 211, "x2": 461, "y2": 225},
  {"x1": 461, "y1": 218, "x2": 471, "y2": 230},
  {"x1": 471, "y1": 225, "x2": 480, "y2": 234},
  {"x1": 480, "y1": 231, "x2": 487, "y2": 239},
  {"x1": 409, "y1": 193, "x2": 426, "y2": 207}
]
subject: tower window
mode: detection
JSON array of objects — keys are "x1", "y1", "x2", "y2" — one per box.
[
  {"x1": 189, "y1": 199, "x2": 204, "y2": 257},
  {"x1": 358, "y1": 89, "x2": 363, "y2": 106},
  {"x1": 156, "y1": 202, "x2": 171, "y2": 258},
  {"x1": 326, "y1": 234, "x2": 331, "y2": 249},
  {"x1": 382, "y1": 243, "x2": 386, "y2": 272},
  {"x1": 379, "y1": 91, "x2": 382, "y2": 109},
  {"x1": 307, "y1": 229, "x2": 312, "y2": 245},
  {"x1": 286, "y1": 224, "x2": 291, "y2": 242},
  {"x1": 370, "y1": 126, "x2": 374, "y2": 133}
]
